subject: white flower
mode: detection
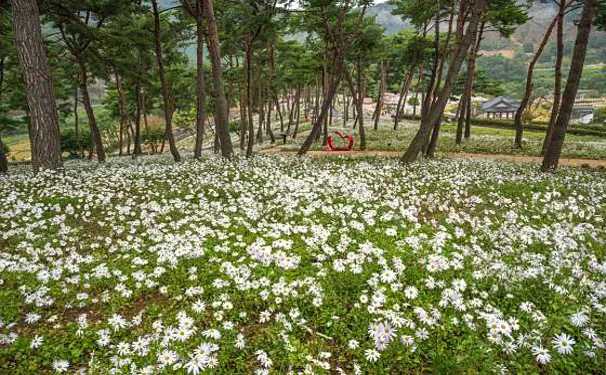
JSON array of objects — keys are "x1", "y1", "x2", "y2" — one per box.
[
  {"x1": 235, "y1": 333, "x2": 246, "y2": 349},
  {"x1": 255, "y1": 350, "x2": 273, "y2": 368},
  {"x1": 570, "y1": 312, "x2": 589, "y2": 327},
  {"x1": 400, "y1": 335, "x2": 414, "y2": 346},
  {"x1": 364, "y1": 349, "x2": 381, "y2": 362},
  {"x1": 202, "y1": 329, "x2": 221, "y2": 340},
  {"x1": 404, "y1": 286, "x2": 418, "y2": 299},
  {"x1": 552, "y1": 333, "x2": 575, "y2": 355},
  {"x1": 158, "y1": 350, "x2": 179, "y2": 366},
  {"x1": 52, "y1": 359, "x2": 70, "y2": 373},
  {"x1": 348, "y1": 340, "x2": 359, "y2": 349},
  {"x1": 30, "y1": 335, "x2": 43, "y2": 349},
  {"x1": 25, "y1": 313, "x2": 41, "y2": 324},
  {"x1": 531, "y1": 346, "x2": 551, "y2": 364},
  {"x1": 184, "y1": 355, "x2": 205, "y2": 375}
]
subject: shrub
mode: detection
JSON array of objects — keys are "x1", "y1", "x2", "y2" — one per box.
[
  {"x1": 141, "y1": 126, "x2": 165, "y2": 144},
  {"x1": 229, "y1": 120, "x2": 240, "y2": 133},
  {"x1": 60, "y1": 129, "x2": 93, "y2": 157}
]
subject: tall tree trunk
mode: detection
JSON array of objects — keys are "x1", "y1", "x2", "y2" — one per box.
[
  {"x1": 321, "y1": 45, "x2": 329, "y2": 144},
  {"x1": 432, "y1": 0, "x2": 455, "y2": 107},
  {"x1": 77, "y1": 56, "x2": 105, "y2": 163},
  {"x1": 298, "y1": 54, "x2": 345, "y2": 155},
  {"x1": 256, "y1": 77, "x2": 264, "y2": 142},
  {"x1": 194, "y1": 1, "x2": 207, "y2": 160},
  {"x1": 202, "y1": 0, "x2": 233, "y2": 158},
  {"x1": 12, "y1": 0, "x2": 63, "y2": 172},
  {"x1": 463, "y1": 22, "x2": 484, "y2": 140},
  {"x1": 152, "y1": 0, "x2": 181, "y2": 162},
  {"x1": 142, "y1": 87, "x2": 149, "y2": 132},
  {"x1": 421, "y1": 15, "x2": 441, "y2": 122},
  {"x1": 513, "y1": 15, "x2": 557, "y2": 148},
  {"x1": 426, "y1": 11, "x2": 455, "y2": 158},
  {"x1": 456, "y1": 22, "x2": 484, "y2": 144},
  {"x1": 542, "y1": 0, "x2": 566, "y2": 155},
  {"x1": 394, "y1": 71, "x2": 412, "y2": 130},
  {"x1": 401, "y1": 0, "x2": 488, "y2": 164},
  {"x1": 357, "y1": 54, "x2": 366, "y2": 150},
  {"x1": 127, "y1": 119, "x2": 134, "y2": 155},
  {"x1": 74, "y1": 85, "x2": 83, "y2": 158},
  {"x1": 0, "y1": 58, "x2": 7, "y2": 172},
  {"x1": 541, "y1": 0, "x2": 597, "y2": 171},
  {"x1": 239, "y1": 82, "x2": 247, "y2": 150},
  {"x1": 274, "y1": 95, "x2": 284, "y2": 132},
  {"x1": 0, "y1": 135, "x2": 7, "y2": 173},
  {"x1": 266, "y1": 44, "x2": 276, "y2": 143},
  {"x1": 0, "y1": 57, "x2": 4, "y2": 99},
  {"x1": 133, "y1": 80, "x2": 142, "y2": 156},
  {"x1": 246, "y1": 44, "x2": 255, "y2": 158},
  {"x1": 286, "y1": 88, "x2": 295, "y2": 134},
  {"x1": 115, "y1": 71, "x2": 128, "y2": 156},
  {"x1": 293, "y1": 85, "x2": 302, "y2": 138},
  {"x1": 343, "y1": 85, "x2": 348, "y2": 126},
  {"x1": 373, "y1": 59, "x2": 387, "y2": 130},
  {"x1": 313, "y1": 76, "x2": 320, "y2": 125}
]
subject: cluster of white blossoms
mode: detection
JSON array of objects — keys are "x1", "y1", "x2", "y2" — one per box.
[{"x1": 0, "y1": 155, "x2": 605, "y2": 373}]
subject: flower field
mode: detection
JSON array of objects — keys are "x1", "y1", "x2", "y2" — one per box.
[{"x1": 1, "y1": 156, "x2": 605, "y2": 374}]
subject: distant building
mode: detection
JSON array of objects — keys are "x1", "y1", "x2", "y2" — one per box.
[{"x1": 482, "y1": 96, "x2": 520, "y2": 119}]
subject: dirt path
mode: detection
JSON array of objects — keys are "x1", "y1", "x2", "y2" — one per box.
[{"x1": 261, "y1": 146, "x2": 606, "y2": 168}]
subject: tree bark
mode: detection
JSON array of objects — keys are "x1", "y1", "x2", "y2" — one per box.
[
  {"x1": 542, "y1": 0, "x2": 566, "y2": 155},
  {"x1": 426, "y1": 11, "x2": 457, "y2": 158},
  {"x1": 422, "y1": 16, "x2": 441, "y2": 121},
  {"x1": 513, "y1": 15, "x2": 558, "y2": 148},
  {"x1": 274, "y1": 95, "x2": 284, "y2": 133},
  {"x1": 456, "y1": 22, "x2": 484, "y2": 144},
  {"x1": 298, "y1": 57, "x2": 344, "y2": 155},
  {"x1": 357, "y1": 54, "x2": 366, "y2": 150},
  {"x1": 401, "y1": 0, "x2": 488, "y2": 164},
  {"x1": 73, "y1": 85, "x2": 83, "y2": 158},
  {"x1": 0, "y1": 61, "x2": 7, "y2": 171},
  {"x1": 133, "y1": 80, "x2": 142, "y2": 156},
  {"x1": 0, "y1": 136, "x2": 7, "y2": 173},
  {"x1": 293, "y1": 86, "x2": 303, "y2": 138},
  {"x1": 115, "y1": 71, "x2": 128, "y2": 156},
  {"x1": 152, "y1": 0, "x2": 181, "y2": 162},
  {"x1": 202, "y1": 0, "x2": 233, "y2": 158},
  {"x1": 194, "y1": 0, "x2": 207, "y2": 160},
  {"x1": 77, "y1": 56, "x2": 106, "y2": 163},
  {"x1": 373, "y1": 59, "x2": 387, "y2": 130},
  {"x1": 393, "y1": 71, "x2": 412, "y2": 130},
  {"x1": 266, "y1": 44, "x2": 276, "y2": 143},
  {"x1": 245, "y1": 44, "x2": 255, "y2": 158},
  {"x1": 463, "y1": 22, "x2": 484, "y2": 140},
  {"x1": 256, "y1": 77, "x2": 264, "y2": 142},
  {"x1": 541, "y1": 0, "x2": 597, "y2": 171},
  {"x1": 12, "y1": 0, "x2": 63, "y2": 172},
  {"x1": 239, "y1": 82, "x2": 247, "y2": 150}
]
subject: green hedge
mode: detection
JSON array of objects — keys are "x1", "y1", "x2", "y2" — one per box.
[
  {"x1": 468, "y1": 118, "x2": 606, "y2": 137},
  {"x1": 399, "y1": 114, "x2": 606, "y2": 137}
]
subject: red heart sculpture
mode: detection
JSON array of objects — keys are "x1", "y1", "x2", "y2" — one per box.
[{"x1": 327, "y1": 131, "x2": 354, "y2": 151}]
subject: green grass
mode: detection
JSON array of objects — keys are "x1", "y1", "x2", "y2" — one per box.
[{"x1": 279, "y1": 119, "x2": 606, "y2": 160}]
